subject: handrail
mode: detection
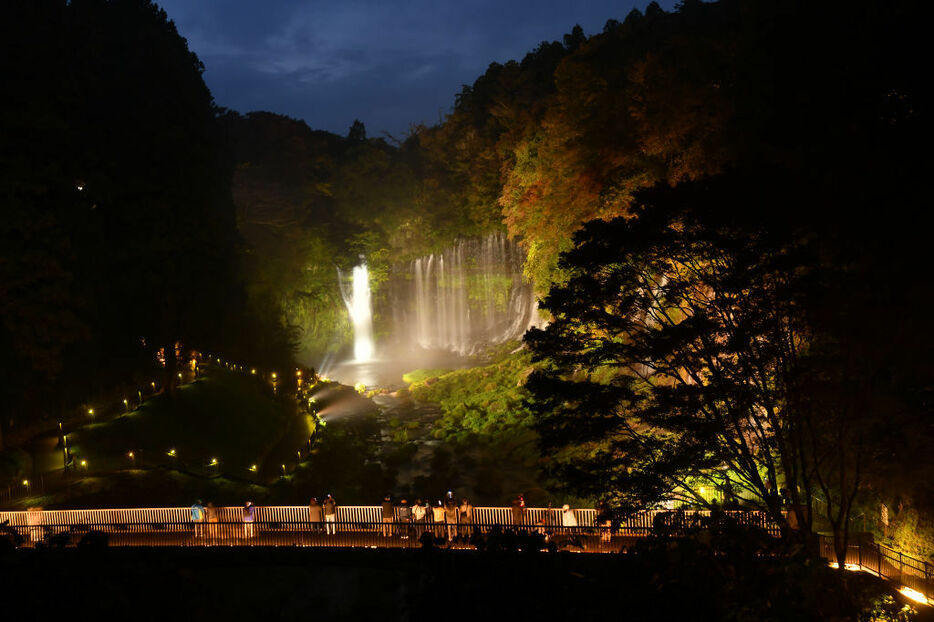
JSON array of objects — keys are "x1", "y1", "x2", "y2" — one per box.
[
  {"x1": 818, "y1": 535, "x2": 933, "y2": 605},
  {"x1": 0, "y1": 506, "x2": 776, "y2": 533}
]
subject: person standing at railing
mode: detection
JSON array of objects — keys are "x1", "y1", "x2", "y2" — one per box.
[
  {"x1": 323, "y1": 494, "x2": 337, "y2": 535},
  {"x1": 458, "y1": 498, "x2": 473, "y2": 541},
  {"x1": 191, "y1": 500, "x2": 205, "y2": 538},
  {"x1": 381, "y1": 495, "x2": 395, "y2": 537},
  {"x1": 561, "y1": 504, "x2": 578, "y2": 531},
  {"x1": 308, "y1": 497, "x2": 323, "y2": 533},
  {"x1": 398, "y1": 499, "x2": 412, "y2": 540},
  {"x1": 511, "y1": 494, "x2": 527, "y2": 527},
  {"x1": 242, "y1": 501, "x2": 255, "y2": 539},
  {"x1": 431, "y1": 500, "x2": 445, "y2": 539},
  {"x1": 443, "y1": 493, "x2": 459, "y2": 541},
  {"x1": 412, "y1": 498, "x2": 427, "y2": 537}
]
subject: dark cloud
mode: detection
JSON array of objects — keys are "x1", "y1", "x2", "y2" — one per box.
[{"x1": 157, "y1": 0, "x2": 674, "y2": 136}]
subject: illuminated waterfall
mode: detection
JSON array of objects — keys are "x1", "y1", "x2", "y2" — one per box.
[
  {"x1": 398, "y1": 232, "x2": 540, "y2": 354},
  {"x1": 340, "y1": 262, "x2": 374, "y2": 361}
]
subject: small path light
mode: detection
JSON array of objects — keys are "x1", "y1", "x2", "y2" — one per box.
[
  {"x1": 167, "y1": 448, "x2": 176, "y2": 457},
  {"x1": 249, "y1": 464, "x2": 258, "y2": 472},
  {"x1": 123, "y1": 398, "x2": 129, "y2": 411},
  {"x1": 88, "y1": 408, "x2": 94, "y2": 417}
]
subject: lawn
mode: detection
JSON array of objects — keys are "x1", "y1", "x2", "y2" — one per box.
[{"x1": 65, "y1": 368, "x2": 313, "y2": 482}]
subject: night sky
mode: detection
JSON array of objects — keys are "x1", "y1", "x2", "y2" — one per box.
[{"x1": 156, "y1": 0, "x2": 675, "y2": 137}]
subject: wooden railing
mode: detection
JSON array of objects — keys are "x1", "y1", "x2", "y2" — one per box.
[
  {"x1": 0, "y1": 506, "x2": 779, "y2": 535},
  {"x1": 0, "y1": 506, "x2": 780, "y2": 556},
  {"x1": 819, "y1": 536, "x2": 933, "y2": 605}
]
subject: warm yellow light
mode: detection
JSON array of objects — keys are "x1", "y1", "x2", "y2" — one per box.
[
  {"x1": 88, "y1": 408, "x2": 94, "y2": 416},
  {"x1": 80, "y1": 460, "x2": 87, "y2": 467},
  {"x1": 251, "y1": 369, "x2": 256, "y2": 375},
  {"x1": 128, "y1": 451, "x2": 134, "y2": 458},
  {"x1": 22, "y1": 479, "x2": 28, "y2": 486},
  {"x1": 828, "y1": 561, "x2": 867, "y2": 572},
  {"x1": 167, "y1": 448, "x2": 176, "y2": 457},
  {"x1": 209, "y1": 458, "x2": 218, "y2": 465},
  {"x1": 296, "y1": 370, "x2": 302, "y2": 377},
  {"x1": 177, "y1": 372, "x2": 182, "y2": 379},
  {"x1": 151, "y1": 381, "x2": 156, "y2": 388},
  {"x1": 123, "y1": 398, "x2": 128, "y2": 406},
  {"x1": 271, "y1": 372, "x2": 277, "y2": 380},
  {"x1": 899, "y1": 587, "x2": 929, "y2": 605},
  {"x1": 249, "y1": 464, "x2": 257, "y2": 472}
]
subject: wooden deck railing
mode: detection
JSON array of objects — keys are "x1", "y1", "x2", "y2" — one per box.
[
  {"x1": 0, "y1": 506, "x2": 778, "y2": 535},
  {"x1": 2, "y1": 506, "x2": 927, "y2": 603},
  {"x1": 819, "y1": 536, "x2": 933, "y2": 605},
  {"x1": 0, "y1": 506, "x2": 780, "y2": 556}
]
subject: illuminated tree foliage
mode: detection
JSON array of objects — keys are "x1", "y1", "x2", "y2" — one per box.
[
  {"x1": 525, "y1": 168, "x2": 932, "y2": 569},
  {"x1": 525, "y1": 175, "x2": 814, "y2": 517}
]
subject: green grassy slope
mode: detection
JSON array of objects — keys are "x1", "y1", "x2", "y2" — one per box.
[{"x1": 67, "y1": 368, "x2": 309, "y2": 478}]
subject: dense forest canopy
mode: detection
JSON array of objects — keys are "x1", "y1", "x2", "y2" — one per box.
[{"x1": 225, "y1": 0, "x2": 932, "y2": 364}]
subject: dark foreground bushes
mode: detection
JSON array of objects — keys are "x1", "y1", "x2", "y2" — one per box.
[{"x1": 0, "y1": 533, "x2": 918, "y2": 621}]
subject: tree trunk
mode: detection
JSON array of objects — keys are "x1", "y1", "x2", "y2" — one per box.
[{"x1": 834, "y1": 529, "x2": 847, "y2": 572}]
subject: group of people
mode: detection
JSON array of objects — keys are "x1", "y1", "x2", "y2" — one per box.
[
  {"x1": 190, "y1": 499, "x2": 259, "y2": 539},
  {"x1": 305, "y1": 494, "x2": 339, "y2": 534},
  {"x1": 191, "y1": 493, "x2": 600, "y2": 543}
]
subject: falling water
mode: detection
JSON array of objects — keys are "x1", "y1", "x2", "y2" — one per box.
[
  {"x1": 339, "y1": 262, "x2": 374, "y2": 361},
  {"x1": 396, "y1": 232, "x2": 540, "y2": 355}
]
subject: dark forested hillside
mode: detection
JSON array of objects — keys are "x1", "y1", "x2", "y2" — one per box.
[{"x1": 0, "y1": 1, "x2": 290, "y2": 445}]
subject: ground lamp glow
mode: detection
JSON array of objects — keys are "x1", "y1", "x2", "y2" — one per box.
[{"x1": 899, "y1": 587, "x2": 930, "y2": 606}]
